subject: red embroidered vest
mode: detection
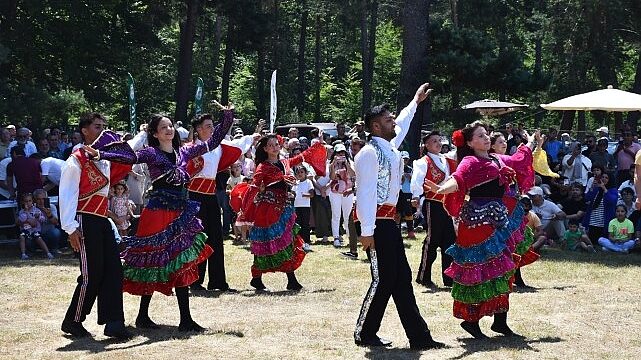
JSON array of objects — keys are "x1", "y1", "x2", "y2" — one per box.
[
  {"x1": 423, "y1": 154, "x2": 457, "y2": 202},
  {"x1": 72, "y1": 149, "x2": 131, "y2": 217},
  {"x1": 186, "y1": 143, "x2": 242, "y2": 195}
]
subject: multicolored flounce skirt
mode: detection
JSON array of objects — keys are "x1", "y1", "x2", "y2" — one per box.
[
  {"x1": 444, "y1": 196, "x2": 538, "y2": 322},
  {"x1": 120, "y1": 189, "x2": 212, "y2": 296},
  {"x1": 248, "y1": 190, "x2": 305, "y2": 278}
]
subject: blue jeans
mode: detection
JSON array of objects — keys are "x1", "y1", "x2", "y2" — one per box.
[
  {"x1": 41, "y1": 227, "x2": 63, "y2": 250},
  {"x1": 216, "y1": 189, "x2": 232, "y2": 236}
]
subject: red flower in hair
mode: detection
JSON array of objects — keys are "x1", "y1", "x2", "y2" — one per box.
[{"x1": 452, "y1": 130, "x2": 465, "y2": 147}]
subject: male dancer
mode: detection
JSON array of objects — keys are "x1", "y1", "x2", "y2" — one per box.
[
  {"x1": 60, "y1": 113, "x2": 132, "y2": 339},
  {"x1": 411, "y1": 131, "x2": 457, "y2": 289},
  {"x1": 188, "y1": 114, "x2": 260, "y2": 292},
  {"x1": 353, "y1": 84, "x2": 444, "y2": 350}
]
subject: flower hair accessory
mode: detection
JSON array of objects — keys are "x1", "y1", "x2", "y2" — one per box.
[{"x1": 452, "y1": 130, "x2": 465, "y2": 147}]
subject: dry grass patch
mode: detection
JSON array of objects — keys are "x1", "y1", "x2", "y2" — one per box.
[{"x1": 1, "y1": 234, "x2": 641, "y2": 359}]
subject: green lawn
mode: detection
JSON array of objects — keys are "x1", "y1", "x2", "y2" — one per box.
[{"x1": 1, "y1": 233, "x2": 640, "y2": 359}]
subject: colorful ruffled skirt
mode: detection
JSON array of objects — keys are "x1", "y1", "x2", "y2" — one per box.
[
  {"x1": 248, "y1": 189, "x2": 306, "y2": 278},
  {"x1": 120, "y1": 189, "x2": 212, "y2": 296},
  {"x1": 444, "y1": 196, "x2": 538, "y2": 322}
]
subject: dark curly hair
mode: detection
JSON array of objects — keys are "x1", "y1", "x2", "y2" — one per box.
[
  {"x1": 456, "y1": 121, "x2": 488, "y2": 162},
  {"x1": 147, "y1": 114, "x2": 181, "y2": 151}
]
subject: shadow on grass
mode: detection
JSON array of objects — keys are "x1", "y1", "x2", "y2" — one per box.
[
  {"x1": 449, "y1": 336, "x2": 563, "y2": 360},
  {"x1": 538, "y1": 247, "x2": 641, "y2": 267},
  {"x1": 363, "y1": 347, "x2": 425, "y2": 360},
  {"x1": 241, "y1": 287, "x2": 336, "y2": 297},
  {"x1": 56, "y1": 325, "x2": 244, "y2": 354}
]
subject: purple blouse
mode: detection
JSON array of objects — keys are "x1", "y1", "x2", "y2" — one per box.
[{"x1": 98, "y1": 110, "x2": 234, "y2": 187}]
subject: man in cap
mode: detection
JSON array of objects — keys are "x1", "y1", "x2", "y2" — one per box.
[
  {"x1": 528, "y1": 186, "x2": 566, "y2": 239},
  {"x1": 353, "y1": 120, "x2": 367, "y2": 140},
  {"x1": 596, "y1": 126, "x2": 610, "y2": 141},
  {"x1": 6, "y1": 127, "x2": 37, "y2": 158}
]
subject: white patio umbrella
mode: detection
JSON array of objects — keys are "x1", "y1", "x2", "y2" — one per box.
[
  {"x1": 462, "y1": 99, "x2": 529, "y2": 116},
  {"x1": 541, "y1": 85, "x2": 641, "y2": 112}
]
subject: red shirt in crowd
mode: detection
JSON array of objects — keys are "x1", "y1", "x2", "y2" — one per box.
[{"x1": 7, "y1": 156, "x2": 43, "y2": 195}]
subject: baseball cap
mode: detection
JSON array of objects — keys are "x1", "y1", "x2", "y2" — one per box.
[
  {"x1": 596, "y1": 126, "x2": 609, "y2": 134},
  {"x1": 334, "y1": 143, "x2": 347, "y2": 153},
  {"x1": 355, "y1": 120, "x2": 365, "y2": 126},
  {"x1": 400, "y1": 151, "x2": 410, "y2": 159},
  {"x1": 526, "y1": 186, "x2": 544, "y2": 197}
]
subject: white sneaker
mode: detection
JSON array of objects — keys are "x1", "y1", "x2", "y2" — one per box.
[
  {"x1": 302, "y1": 243, "x2": 312, "y2": 252},
  {"x1": 333, "y1": 238, "x2": 343, "y2": 248},
  {"x1": 20, "y1": 253, "x2": 29, "y2": 260}
]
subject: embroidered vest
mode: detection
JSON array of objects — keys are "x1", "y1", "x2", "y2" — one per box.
[
  {"x1": 370, "y1": 138, "x2": 392, "y2": 204},
  {"x1": 423, "y1": 154, "x2": 457, "y2": 202},
  {"x1": 186, "y1": 143, "x2": 242, "y2": 195},
  {"x1": 72, "y1": 149, "x2": 109, "y2": 217}
]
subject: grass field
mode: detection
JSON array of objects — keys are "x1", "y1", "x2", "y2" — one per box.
[{"x1": 1, "y1": 232, "x2": 641, "y2": 360}]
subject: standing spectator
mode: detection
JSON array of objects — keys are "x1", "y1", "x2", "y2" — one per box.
[
  {"x1": 242, "y1": 148, "x2": 255, "y2": 177},
  {"x1": 584, "y1": 172, "x2": 618, "y2": 244},
  {"x1": 353, "y1": 120, "x2": 367, "y2": 140},
  {"x1": 614, "y1": 131, "x2": 641, "y2": 186},
  {"x1": 293, "y1": 165, "x2": 314, "y2": 252},
  {"x1": 39, "y1": 157, "x2": 65, "y2": 195},
  {"x1": 0, "y1": 156, "x2": 12, "y2": 200},
  {"x1": 528, "y1": 186, "x2": 567, "y2": 239},
  {"x1": 330, "y1": 123, "x2": 350, "y2": 144},
  {"x1": 216, "y1": 170, "x2": 233, "y2": 237},
  {"x1": 59, "y1": 132, "x2": 70, "y2": 152},
  {"x1": 542, "y1": 128, "x2": 563, "y2": 165},
  {"x1": 33, "y1": 188, "x2": 63, "y2": 253},
  {"x1": 47, "y1": 133, "x2": 64, "y2": 159},
  {"x1": 31, "y1": 138, "x2": 52, "y2": 159},
  {"x1": 0, "y1": 128, "x2": 11, "y2": 160},
  {"x1": 311, "y1": 147, "x2": 332, "y2": 244},
  {"x1": 6, "y1": 127, "x2": 37, "y2": 158},
  {"x1": 17, "y1": 192, "x2": 54, "y2": 260},
  {"x1": 582, "y1": 135, "x2": 597, "y2": 157},
  {"x1": 343, "y1": 138, "x2": 365, "y2": 259},
  {"x1": 561, "y1": 142, "x2": 592, "y2": 186},
  {"x1": 63, "y1": 131, "x2": 82, "y2": 159},
  {"x1": 175, "y1": 121, "x2": 190, "y2": 143},
  {"x1": 5, "y1": 124, "x2": 16, "y2": 140},
  {"x1": 589, "y1": 137, "x2": 616, "y2": 177},
  {"x1": 560, "y1": 132, "x2": 572, "y2": 154},
  {"x1": 288, "y1": 127, "x2": 299, "y2": 140},
  {"x1": 596, "y1": 126, "x2": 610, "y2": 141},
  {"x1": 6, "y1": 146, "x2": 43, "y2": 199},
  {"x1": 399, "y1": 151, "x2": 415, "y2": 239},
  {"x1": 328, "y1": 143, "x2": 355, "y2": 247}
]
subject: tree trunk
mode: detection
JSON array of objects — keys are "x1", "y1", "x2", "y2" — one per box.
[
  {"x1": 449, "y1": 0, "x2": 458, "y2": 28},
  {"x1": 257, "y1": 47, "x2": 267, "y2": 119},
  {"x1": 296, "y1": 0, "x2": 308, "y2": 121},
  {"x1": 314, "y1": 13, "x2": 322, "y2": 122},
  {"x1": 210, "y1": 15, "x2": 223, "y2": 97},
  {"x1": 174, "y1": 0, "x2": 201, "y2": 123},
  {"x1": 626, "y1": 49, "x2": 641, "y2": 130},
  {"x1": 220, "y1": 21, "x2": 234, "y2": 105},
  {"x1": 360, "y1": 0, "x2": 371, "y2": 115},
  {"x1": 397, "y1": 0, "x2": 431, "y2": 160},
  {"x1": 577, "y1": 110, "x2": 586, "y2": 140},
  {"x1": 560, "y1": 110, "x2": 575, "y2": 134}
]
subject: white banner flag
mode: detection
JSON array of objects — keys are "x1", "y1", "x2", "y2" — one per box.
[{"x1": 270, "y1": 70, "x2": 277, "y2": 133}]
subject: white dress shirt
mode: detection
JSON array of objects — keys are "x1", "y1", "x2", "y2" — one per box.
[
  {"x1": 410, "y1": 152, "x2": 451, "y2": 198},
  {"x1": 191, "y1": 135, "x2": 253, "y2": 180},
  {"x1": 59, "y1": 149, "x2": 111, "y2": 235},
  {"x1": 355, "y1": 100, "x2": 417, "y2": 237}
]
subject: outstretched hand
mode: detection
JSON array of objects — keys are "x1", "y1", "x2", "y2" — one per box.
[
  {"x1": 212, "y1": 100, "x2": 235, "y2": 111},
  {"x1": 414, "y1": 83, "x2": 433, "y2": 104},
  {"x1": 423, "y1": 179, "x2": 439, "y2": 193},
  {"x1": 83, "y1": 145, "x2": 99, "y2": 158}
]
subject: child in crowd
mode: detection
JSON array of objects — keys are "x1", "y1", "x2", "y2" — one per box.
[
  {"x1": 109, "y1": 181, "x2": 134, "y2": 237},
  {"x1": 618, "y1": 187, "x2": 635, "y2": 218},
  {"x1": 598, "y1": 204, "x2": 637, "y2": 253},
  {"x1": 17, "y1": 193, "x2": 53, "y2": 260},
  {"x1": 227, "y1": 161, "x2": 245, "y2": 243},
  {"x1": 293, "y1": 165, "x2": 314, "y2": 252},
  {"x1": 562, "y1": 219, "x2": 596, "y2": 252},
  {"x1": 584, "y1": 164, "x2": 604, "y2": 193},
  {"x1": 520, "y1": 197, "x2": 549, "y2": 249}
]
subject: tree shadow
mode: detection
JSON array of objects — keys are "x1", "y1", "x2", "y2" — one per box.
[
  {"x1": 539, "y1": 247, "x2": 641, "y2": 267},
  {"x1": 363, "y1": 347, "x2": 426, "y2": 360},
  {"x1": 56, "y1": 325, "x2": 244, "y2": 354},
  {"x1": 449, "y1": 336, "x2": 563, "y2": 360},
  {"x1": 240, "y1": 287, "x2": 336, "y2": 297}
]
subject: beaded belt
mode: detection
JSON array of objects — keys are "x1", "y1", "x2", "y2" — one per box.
[{"x1": 459, "y1": 200, "x2": 508, "y2": 228}]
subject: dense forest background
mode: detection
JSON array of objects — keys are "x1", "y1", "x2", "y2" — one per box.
[{"x1": 2, "y1": 0, "x2": 641, "y2": 154}]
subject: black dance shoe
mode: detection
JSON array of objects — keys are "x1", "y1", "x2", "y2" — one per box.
[
  {"x1": 355, "y1": 336, "x2": 393, "y2": 347},
  {"x1": 104, "y1": 322, "x2": 133, "y2": 340},
  {"x1": 409, "y1": 338, "x2": 446, "y2": 350},
  {"x1": 135, "y1": 316, "x2": 160, "y2": 329},
  {"x1": 178, "y1": 320, "x2": 206, "y2": 333},
  {"x1": 61, "y1": 320, "x2": 91, "y2": 338},
  {"x1": 460, "y1": 321, "x2": 488, "y2": 339}
]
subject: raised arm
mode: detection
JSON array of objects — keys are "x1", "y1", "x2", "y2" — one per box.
[
  {"x1": 179, "y1": 109, "x2": 235, "y2": 162},
  {"x1": 391, "y1": 83, "x2": 433, "y2": 148}
]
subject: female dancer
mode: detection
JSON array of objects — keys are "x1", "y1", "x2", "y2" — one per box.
[
  {"x1": 425, "y1": 122, "x2": 540, "y2": 339},
  {"x1": 240, "y1": 135, "x2": 326, "y2": 291},
  {"x1": 87, "y1": 106, "x2": 233, "y2": 331}
]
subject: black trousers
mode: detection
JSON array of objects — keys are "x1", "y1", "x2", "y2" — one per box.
[
  {"x1": 354, "y1": 219, "x2": 432, "y2": 344},
  {"x1": 190, "y1": 191, "x2": 228, "y2": 289},
  {"x1": 295, "y1": 207, "x2": 311, "y2": 244},
  {"x1": 416, "y1": 200, "x2": 455, "y2": 286},
  {"x1": 64, "y1": 214, "x2": 124, "y2": 325}
]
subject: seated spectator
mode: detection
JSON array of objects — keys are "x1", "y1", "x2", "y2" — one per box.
[
  {"x1": 6, "y1": 145, "x2": 43, "y2": 199},
  {"x1": 561, "y1": 142, "x2": 591, "y2": 186},
  {"x1": 528, "y1": 186, "x2": 566, "y2": 240},
  {"x1": 62, "y1": 131, "x2": 82, "y2": 159},
  {"x1": 584, "y1": 172, "x2": 618, "y2": 244},
  {"x1": 17, "y1": 192, "x2": 53, "y2": 260},
  {"x1": 562, "y1": 219, "x2": 596, "y2": 252},
  {"x1": 618, "y1": 187, "x2": 636, "y2": 218},
  {"x1": 548, "y1": 177, "x2": 570, "y2": 204},
  {"x1": 59, "y1": 131, "x2": 70, "y2": 152},
  {"x1": 6, "y1": 127, "x2": 37, "y2": 158},
  {"x1": 0, "y1": 155, "x2": 12, "y2": 200},
  {"x1": 520, "y1": 197, "x2": 549, "y2": 250},
  {"x1": 598, "y1": 204, "x2": 637, "y2": 253},
  {"x1": 30, "y1": 137, "x2": 52, "y2": 160},
  {"x1": 585, "y1": 164, "x2": 604, "y2": 193},
  {"x1": 32, "y1": 188, "x2": 63, "y2": 253},
  {"x1": 589, "y1": 137, "x2": 616, "y2": 178},
  {"x1": 560, "y1": 183, "x2": 587, "y2": 224},
  {"x1": 39, "y1": 157, "x2": 65, "y2": 196},
  {"x1": 618, "y1": 165, "x2": 636, "y2": 198}
]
